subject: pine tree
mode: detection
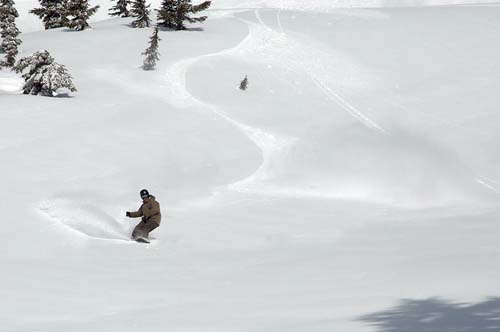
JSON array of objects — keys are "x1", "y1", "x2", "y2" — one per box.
[
  {"x1": 176, "y1": 0, "x2": 211, "y2": 30},
  {"x1": 13, "y1": 50, "x2": 77, "y2": 96},
  {"x1": 0, "y1": 0, "x2": 21, "y2": 66},
  {"x1": 0, "y1": 0, "x2": 19, "y2": 46},
  {"x1": 109, "y1": 0, "x2": 130, "y2": 17},
  {"x1": 130, "y1": 0, "x2": 150, "y2": 28},
  {"x1": 157, "y1": 0, "x2": 211, "y2": 31},
  {"x1": 239, "y1": 75, "x2": 248, "y2": 91},
  {"x1": 0, "y1": 0, "x2": 18, "y2": 20},
  {"x1": 156, "y1": 0, "x2": 175, "y2": 29},
  {"x1": 142, "y1": 26, "x2": 160, "y2": 70},
  {"x1": 0, "y1": 23, "x2": 22, "y2": 67},
  {"x1": 30, "y1": 0, "x2": 69, "y2": 29},
  {"x1": 65, "y1": 0, "x2": 99, "y2": 31}
]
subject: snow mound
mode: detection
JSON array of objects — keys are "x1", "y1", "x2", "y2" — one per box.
[
  {"x1": 244, "y1": 125, "x2": 493, "y2": 206},
  {"x1": 0, "y1": 71, "x2": 23, "y2": 93}
]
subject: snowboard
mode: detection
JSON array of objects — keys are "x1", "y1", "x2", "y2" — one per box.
[{"x1": 135, "y1": 237, "x2": 150, "y2": 244}]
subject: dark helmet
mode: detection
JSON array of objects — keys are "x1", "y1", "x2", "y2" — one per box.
[{"x1": 140, "y1": 189, "x2": 150, "y2": 199}]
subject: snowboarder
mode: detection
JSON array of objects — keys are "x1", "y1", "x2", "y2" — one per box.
[{"x1": 126, "y1": 189, "x2": 161, "y2": 242}]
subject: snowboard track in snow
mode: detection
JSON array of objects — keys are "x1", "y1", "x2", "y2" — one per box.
[
  {"x1": 163, "y1": 8, "x2": 388, "y2": 199},
  {"x1": 39, "y1": 197, "x2": 131, "y2": 242}
]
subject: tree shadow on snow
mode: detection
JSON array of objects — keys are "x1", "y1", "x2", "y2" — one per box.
[
  {"x1": 156, "y1": 26, "x2": 205, "y2": 32},
  {"x1": 185, "y1": 27, "x2": 205, "y2": 32},
  {"x1": 53, "y1": 92, "x2": 74, "y2": 98},
  {"x1": 121, "y1": 24, "x2": 204, "y2": 31},
  {"x1": 60, "y1": 28, "x2": 90, "y2": 33},
  {"x1": 358, "y1": 297, "x2": 500, "y2": 332}
]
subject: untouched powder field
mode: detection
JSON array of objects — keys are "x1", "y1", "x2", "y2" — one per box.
[{"x1": 2, "y1": 1, "x2": 500, "y2": 331}]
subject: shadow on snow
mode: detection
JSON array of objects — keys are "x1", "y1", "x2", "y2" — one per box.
[{"x1": 358, "y1": 297, "x2": 500, "y2": 332}]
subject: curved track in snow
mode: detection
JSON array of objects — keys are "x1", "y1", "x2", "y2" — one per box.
[
  {"x1": 164, "y1": 7, "x2": 500, "y2": 204},
  {"x1": 163, "y1": 9, "x2": 387, "y2": 197}
]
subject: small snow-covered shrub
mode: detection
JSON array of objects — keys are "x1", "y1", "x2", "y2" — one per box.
[{"x1": 13, "y1": 50, "x2": 77, "y2": 97}]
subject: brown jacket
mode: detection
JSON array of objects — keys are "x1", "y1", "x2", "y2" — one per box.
[{"x1": 129, "y1": 196, "x2": 161, "y2": 225}]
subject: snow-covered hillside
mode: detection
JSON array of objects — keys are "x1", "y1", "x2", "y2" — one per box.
[{"x1": 2, "y1": 1, "x2": 500, "y2": 331}]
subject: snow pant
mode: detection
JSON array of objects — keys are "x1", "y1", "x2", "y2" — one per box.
[{"x1": 132, "y1": 220, "x2": 159, "y2": 240}]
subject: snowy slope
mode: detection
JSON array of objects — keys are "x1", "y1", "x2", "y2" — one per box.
[{"x1": 2, "y1": 3, "x2": 500, "y2": 332}]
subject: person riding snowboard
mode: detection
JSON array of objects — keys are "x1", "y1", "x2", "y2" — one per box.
[{"x1": 126, "y1": 189, "x2": 161, "y2": 242}]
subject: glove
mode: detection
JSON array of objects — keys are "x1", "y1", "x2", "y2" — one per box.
[{"x1": 126, "y1": 212, "x2": 131, "y2": 217}]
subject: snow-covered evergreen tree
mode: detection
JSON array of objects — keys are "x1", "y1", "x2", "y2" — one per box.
[
  {"x1": 156, "y1": 0, "x2": 175, "y2": 29},
  {"x1": 0, "y1": 24, "x2": 22, "y2": 67},
  {"x1": 130, "y1": 0, "x2": 150, "y2": 28},
  {"x1": 239, "y1": 75, "x2": 248, "y2": 91},
  {"x1": 65, "y1": 0, "x2": 99, "y2": 30},
  {"x1": 13, "y1": 50, "x2": 77, "y2": 96},
  {"x1": 30, "y1": 0, "x2": 69, "y2": 29},
  {"x1": 158, "y1": 0, "x2": 211, "y2": 31},
  {"x1": 109, "y1": 0, "x2": 130, "y2": 17},
  {"x1": 142, "y1": 26, "x2": 160, "y2": 70},
  {"x1": 0, "y1": 0, "x2": 19, "y2": 49},
  {"x1": 0, "y1": 0, "x2": 21, "y2": 66},
  {"x1": 0, "y1": 0, "x2": 19, "y2": 21}
]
